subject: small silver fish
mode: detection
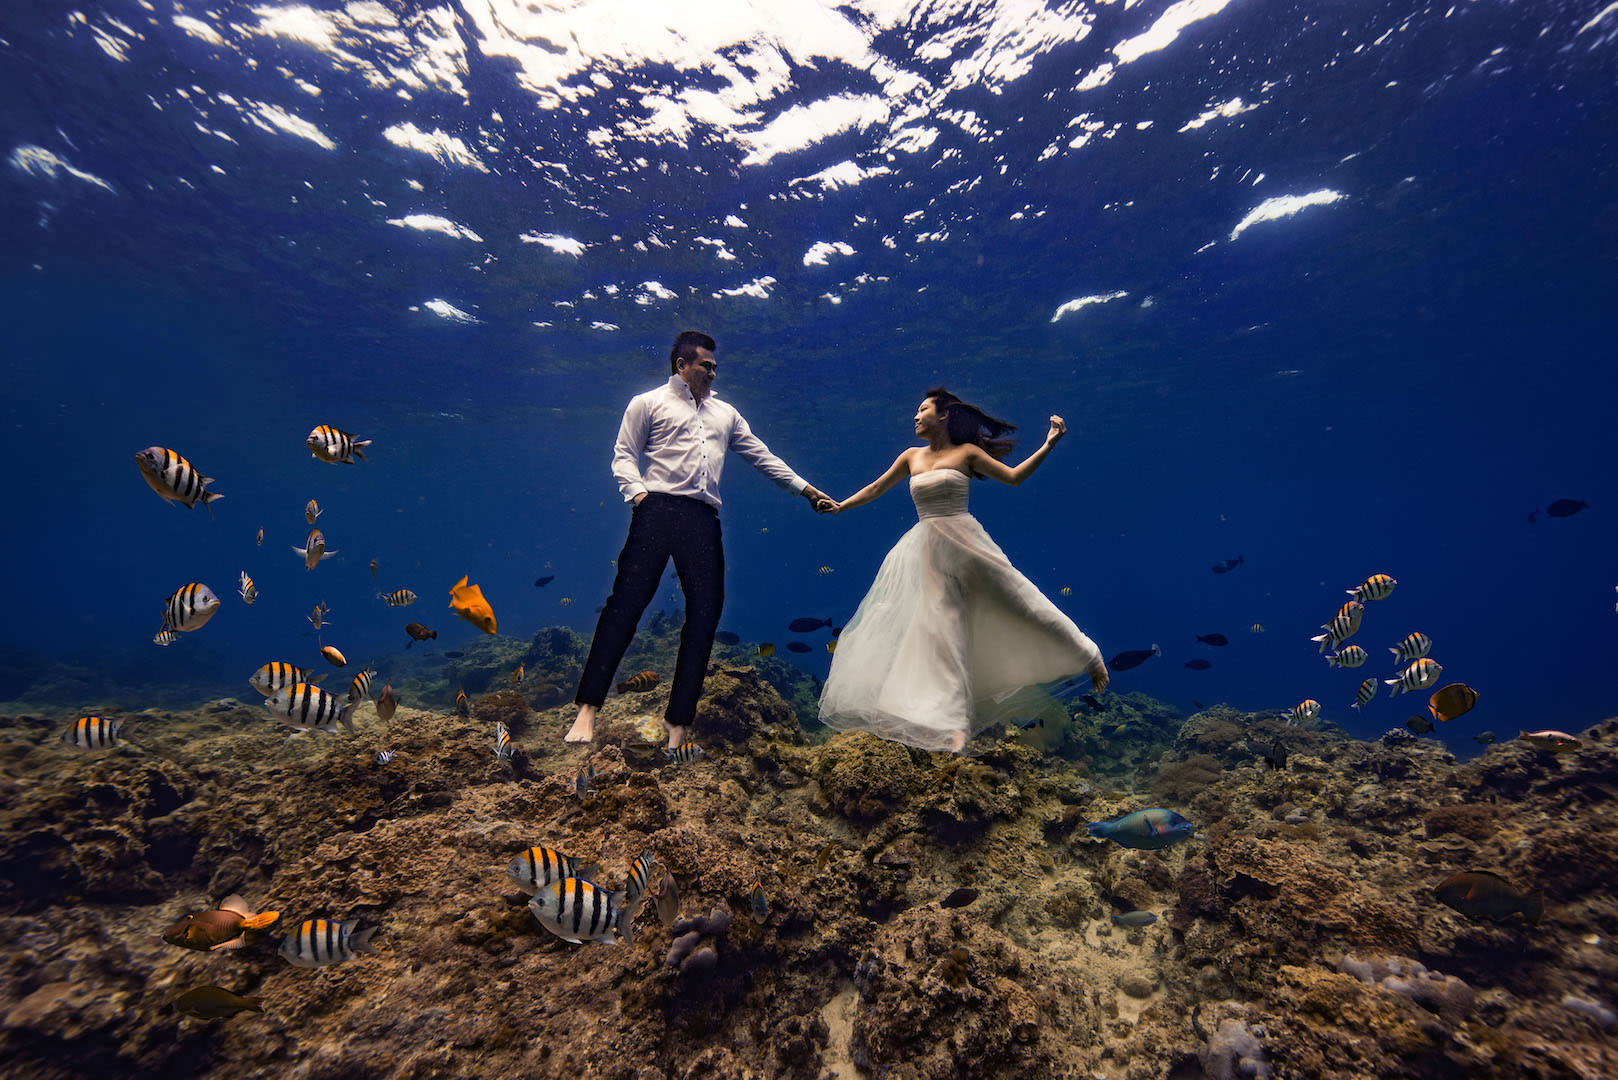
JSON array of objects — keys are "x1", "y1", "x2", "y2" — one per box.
[
  {"x1": 375, "y1": 750, "x2": 395, "y2": 764},
  {"x1": 153, "y1": 628, "x2": 180, "y2": 647},
  {"x1": 237, "y1": 571, "x2": 257, "y2": 605},
  {"x1": 292, "y1": 530, "x2": 337, "y2": 571}
]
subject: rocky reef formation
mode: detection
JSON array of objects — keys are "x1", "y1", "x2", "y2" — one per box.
[{"x1": 1, "y1": 654, "x2": 1614, "y2": 1079}]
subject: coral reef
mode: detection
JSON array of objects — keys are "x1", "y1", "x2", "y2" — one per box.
[{"x1": 1, "y1": 654, "x2": 1616, "y2": 1079}]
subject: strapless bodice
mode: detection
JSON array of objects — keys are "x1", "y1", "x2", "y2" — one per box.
[{"x1": 910, "y1": 469, "x2": 969, "y2": 519}]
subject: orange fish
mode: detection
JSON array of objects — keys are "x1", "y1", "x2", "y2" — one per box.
[
  {"x1": 448, "y1": 575, "x2": 497, "y2": 634},
  {"x1": 1428, "y1": 683, "x2": 1479, "y2": 723},
  {"x1": 163, "y1": 895, "x2": 279, "y2": 951},
  {"x1": 617, "y1": 670, "x2": 659, "y2": 693}
]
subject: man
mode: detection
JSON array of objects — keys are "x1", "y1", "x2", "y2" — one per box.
[{"x1": 565, "y1": 331, "x2": 832, "y2": 747}]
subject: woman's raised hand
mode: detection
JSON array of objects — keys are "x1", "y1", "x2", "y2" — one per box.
[{"x1": 1047, "y1": 415, "x2": 1066, "y2": 444}]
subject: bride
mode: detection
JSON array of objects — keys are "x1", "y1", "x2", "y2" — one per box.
[{"x1": 818, "y1": 388, "x2": 1109, "y2": 753}]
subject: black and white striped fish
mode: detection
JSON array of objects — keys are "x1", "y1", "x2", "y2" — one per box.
[
  {"x1": 1348, "y1": 573, "x2": 1397, "y2": 602},
  {"x1": 378, "y1": 589, "x2": 417, "y2": 607},
  {"x1": 506, "y1": 847, "x2": 600, "y2": 895},
  {"x1": 135, "y1": 446, "x2": 222, "y2": 515},
  {"x1": 292, "y1": 529, "x2": 337, "y2": 571},
  {"x1": 153, "y1": 629, "x2": 179, "y2": 647},
  {"x1": 1389, "y1": 631, "x2": 1433, "y2": 665},
  {"x1": 623, "y1": 852, "x2": 654, "y2": 913},
  {"x1": 1351, "y1": 677, "x2": 1377, "y2": 711},
  {"x1": 1311, "y1": 601, "x2": 1363, "y2": 654},
  {"x1": 1326, "y1": 645, "x2": 1368, "y2": 669},
  {"x1": 61, "y1": 715, "x2": 122, "y2": 749},
  {"x1": 307, "y1": 425, "x2": 371, "y2": 465},
  {"x1": 1386, "y1": 658, "x2": 1443, "y2": 696},
  {"x1": 264, "y1": 683, "x2": 355, "y2": 734},
  {"x1": 237, "y1": 571, "x2": 257, "y2": 605},
  {"x1": 494, "y1": 721, "x2": 513, "y2": 762},
  {"x1": 375, "y1": 750, "x2": 395, "y2": 765},
  {"x1": 666, "y1": 742, "x2": 704, "y2": 765},
  {"x1": 277, "y1": 918, "x2": 378, "y2": 967},
  {"x1": 1286, "y1": 699, "x2": 1320, "y2": 727},
  {"x1": 162, "y1": 583, "x2": 220, "y2": 633},
  {"x1": 528, "y1": 877, "x2": 631, "y2": 946},
  {"x1": 249, "y1": 661, "x2": 321, "y2": 696},
  {"x1": 347, "y1": 668, "x2": 376, "y2": 705}
]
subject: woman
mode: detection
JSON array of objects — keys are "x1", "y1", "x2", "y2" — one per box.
[{"x1": 819, "y1": 389, "x2": 1109, "y2": 753}]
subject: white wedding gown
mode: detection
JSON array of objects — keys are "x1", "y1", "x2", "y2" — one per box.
[{"x1": 818, "y1": 469, "x2": 1103, "y2": 751}]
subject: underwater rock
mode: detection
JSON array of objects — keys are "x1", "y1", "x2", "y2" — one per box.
[
  {"x1": 691, "y1": 665, "x2": 803, "y2": 747},
  {"x1": 814, "y1": 733, "x2": 921, "y2": 821},
  {"x1": 1118, "y1": 971, "x2": 1157, "y2": 999},
  {"x1": 1199, "y1": 1018, "x2": 1272, "y2": 1080},
  {"x1": 1338, "y1": 953, "x2": 1476, "y2": 1025}
]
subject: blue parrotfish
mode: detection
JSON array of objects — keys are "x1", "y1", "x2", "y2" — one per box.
[{"x1": 1086, "y1": 808, "x2": 1195, "y2": 850}]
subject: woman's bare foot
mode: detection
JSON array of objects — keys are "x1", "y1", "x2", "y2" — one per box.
[
  {"x1": 565, "y1": 705, "x2": 596, "y2": 743},
  {"x1": 664, "y1": 723, "x2": 686, "y2": 749},
  {"x1": 947, "y1": 729, "x2": 967, "y2": 753}
]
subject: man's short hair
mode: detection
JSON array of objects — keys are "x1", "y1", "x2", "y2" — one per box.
[{"x1": 670, "y1": 330, "x2": 717, "y2": 373}]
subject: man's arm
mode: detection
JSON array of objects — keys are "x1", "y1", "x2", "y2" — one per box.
[{"x1": 611, "y1": 396, "x2": 653, "y2": 504}]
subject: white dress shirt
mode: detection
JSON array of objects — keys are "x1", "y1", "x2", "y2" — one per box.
[{"x1": 611, "y1": 375, "x2": 807, "y2": 509}]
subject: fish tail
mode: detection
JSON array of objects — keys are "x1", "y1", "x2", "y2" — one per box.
[
  {"x1": 242, "y1": 996, "x2": 264, "y2": 1012},
  {"x1": 577, "y1": 863, "x2": 601, "y2": 883},
  {"x1": 321, "y1": 548, "x2": 339, "y2": 561},
  {"x1": 1523, "y1": 891, "x2": 1545, "y2": 924},
  {"x1": 353, "y1": 441, "x2": 371, "y2": 460},
  {"x1": 616, "y1": 905, "x2": 637, "y2": 948},
  {"x1": 240, "y1": 910, "x2": 280, "y2": 931},
  {"x1": 349, "y1": 925, "x2": 380, "y2": 953},
  {"x1": 292, "y1": 545, "x2": 307, "y2": 559}
]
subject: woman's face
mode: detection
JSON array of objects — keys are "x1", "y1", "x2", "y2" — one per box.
[{"x1": 914, "y1": 398, "x2": 945, "y2": 436}]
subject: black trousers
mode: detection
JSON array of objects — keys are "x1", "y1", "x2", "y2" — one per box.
[{"x1": 575, "y1": 493, "x2": 724, "y2": 728}]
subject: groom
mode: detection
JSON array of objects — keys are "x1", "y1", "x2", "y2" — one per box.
[{"x1": 565, "y1": 330, "x2": 833, "y2": 746}]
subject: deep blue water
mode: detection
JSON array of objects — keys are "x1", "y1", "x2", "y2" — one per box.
[{"x1": 3, "y1": 0, "x2": 1614, "y2": 754}]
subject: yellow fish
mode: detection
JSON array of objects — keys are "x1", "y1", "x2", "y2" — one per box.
[
  {"x1": 304, "y1": 499, "x2": 322, "y2": 525},
  {"x1": 512, "y1": 664, "x2": 525, "y2": 686},
  {"x1": 1059, "y1": 586, "x2": 1072, "y2": 596},
  {"x1": 818, "y1": 566, "x2": 834, "y2": 575},
  {"x1": 559, "y1": 597, "x2": 574, "y2": 607},
  {"x1": 255, "y1": 527, "x2": 264, "y2": 547},
  {"x1": 448, "y1": 575, "x2": 497, "y2": 634},
  {"x1": 825, "y1": 639, "x2": 837, "y2": 654},
  {"x1": 758, "y1": 642, "x2": 776, "y2": 657}
]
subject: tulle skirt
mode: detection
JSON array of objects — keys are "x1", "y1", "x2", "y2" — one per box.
[{"x1": 817, "y1": 512, "x2": 1102, "y2": 751}]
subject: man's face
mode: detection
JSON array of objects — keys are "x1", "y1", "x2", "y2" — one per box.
[{"x1": 678, "y1": 347, "x2": 717, "y2": 394}]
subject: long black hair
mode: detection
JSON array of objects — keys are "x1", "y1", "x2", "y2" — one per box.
[{"x1": 925, "y1": 387, "x2": 1017, "y2": 462}]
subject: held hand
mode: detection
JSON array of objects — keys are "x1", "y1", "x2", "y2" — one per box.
[
  {"x1": 803, "y1": 486, "x2": 835, "y2": 514},
  {"x1": 1047, "y1": 415, "x2": 1067, "y2": 445},
  {"x1": 818, "y1": 498, "x2": 843, "y2": 514}
]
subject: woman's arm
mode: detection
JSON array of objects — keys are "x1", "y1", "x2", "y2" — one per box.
[
  {"x1": 966, "y1": 415, "x2": 1066, "y2": 485},
  {"x1": 828, "y1": 450, "x2": 914, "y2": 513}
]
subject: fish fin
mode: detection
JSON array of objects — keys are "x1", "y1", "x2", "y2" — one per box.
[
  {"x1": 320, "y1": 549, "x2": 339, "y2": 561},
  {"x1": 209, "y1": 937, "x2": 248, "y2": 951},
  {"x1": 349, "y1": 925, "x2": 379, "y2": 953},
  {"x1": 338, "y1": 701, "x2": 357, "y2": 735},
  {"x1": 577, "y1": 864, "x2": 601, "y2": 883},
  {"x1": 219, "y1": 894, "x2": 251, "y2": 916},
  {"x1": 310, "y1": 673, "x2": 328, "y2": 684},
  {"x1": 453, "y1": 575, "x2": 468, "y2": 591},
  {"x1": 240, "y1": 910, "x2": 280, "y2": 930},
  {"x1": 617, "y1": 907, "x2": 637, "y2": 948},
  {"x1": 291, "y1": 545, "x2": 307, "y2": 558},
  {"x1": 241, "y1": 997, "x2": 264, "y2": 1012}
]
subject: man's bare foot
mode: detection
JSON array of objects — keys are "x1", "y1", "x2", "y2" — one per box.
[
  {"x1": 565, "y1": 705, "x2": 596, "y2": 743},
  {"x1": 665, "y1": 723, "x2": 686, "y2": 749},
  {"x1": 947, "y1": 729, "x2": 967, "y2": 753}
]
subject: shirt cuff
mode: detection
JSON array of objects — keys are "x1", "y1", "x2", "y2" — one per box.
[
  {"x1": 789, "y1": 477, "x2": 809, "y2": 495},
  {"x1": 623, "y1": 485, "x2": 648, "y2": 503}
]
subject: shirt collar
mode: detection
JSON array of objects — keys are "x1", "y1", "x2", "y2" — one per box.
[{"x1": 665, "y1": 374, "x2": 719, "y2": 404}]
